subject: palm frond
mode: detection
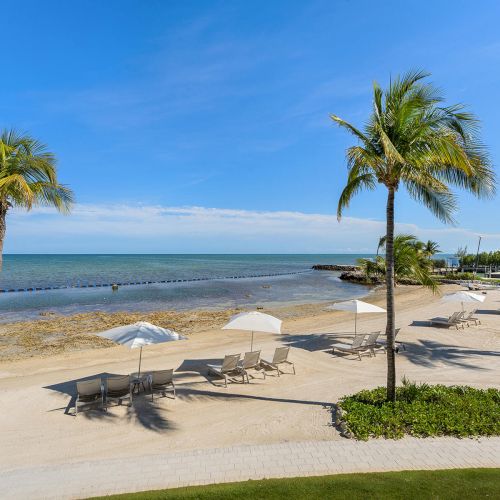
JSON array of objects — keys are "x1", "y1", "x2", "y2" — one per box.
[
  {"x1": 0, "y1": 128, "x2": 74, "y2": 213},
  {"x1": 404, "y1": 178, "x2": 457, "y2": 224},
  {"x1": 337, "y1": 172, "x2": 376, "y2": 220},
  {"x1": 330, "y1": 115, "x2": 371, "y2": 144}
]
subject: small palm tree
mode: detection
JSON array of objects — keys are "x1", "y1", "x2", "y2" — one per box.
[
  {"x1": 423, "y1": 240, "x2": 440, "y2": 259},
  {"x1": 332, "y1": 70, "x2": 496, "y2": 401},
  {"x1": 0, "y1": 129, "x2": 73, "y2": 270},
  {"x1": 379, "y1": 234, "x2": 438, "y2": 290}
]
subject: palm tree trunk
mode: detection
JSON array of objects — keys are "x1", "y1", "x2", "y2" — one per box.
[
  {"x1": 385, "y1": 187, "x2": 396, "y2": 402},
  {"x1": 0, "y1": 199, "x2": 10, "y2": 271},
  {"x1": 0, "y1": 201, "x2": 7, "y2": 272}
]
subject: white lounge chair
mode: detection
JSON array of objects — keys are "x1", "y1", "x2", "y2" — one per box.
[
  {"x1": 75, "y1": 378, "x2": 104, "y2": 416},
  {"x1": 239, "y1": 351, "x2": 265, "y2": 382},
  {"x1": 331, "y1": 334, "x2": 368, "y2": 361},
  {"x1": 429, "y1": 311, "x2": 465, "y2": 330},
  {"x1": 363, "y1": 331, "x2": 383, "y2": 356},
  {"x1": 376, "y1": 328, "x2": 405, "y2": 352},
  {"x1": 105, "y1": 375, "x2": 133, "y2": 409},
  {"x1": 149, "y1": 369, "x2": 175, "y2": 401},
  {"x1": 207, "y1": 354, "x2": 244, "y2": 387},
  {"x1": 260, "y1": 347, "x2": 295, "y2": 376},
  {"x1": 459, "y1": 309, "x2": 481, "y2": 326}
]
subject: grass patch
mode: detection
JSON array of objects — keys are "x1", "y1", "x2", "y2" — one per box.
[
  {"x1": 338, "y1": 379, "x2": 500, "y2": 440},
  {"x1": 90, "y1": 469, "x2": 500, "y2": 499}
]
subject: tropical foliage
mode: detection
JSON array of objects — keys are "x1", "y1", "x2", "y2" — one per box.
[
  {"x1": 358, "y1": 234, "x2": 438, "y2": 290},
  {"x1": 338, "y1": 379, "x2": 500, "y2": 440},
  {"x1": 332, "y1": 70, "x2": 496, "y2": 401},
  {"x1": 0, "y1": 129, "x2": 73, "y2": 269},
  {"x1": 457, "y1": 249, "x2": 500, "y2": 267}
]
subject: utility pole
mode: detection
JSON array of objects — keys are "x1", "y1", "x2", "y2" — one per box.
[{"x1": 473, "y1": 236, "x2": 482, "y2": 280}]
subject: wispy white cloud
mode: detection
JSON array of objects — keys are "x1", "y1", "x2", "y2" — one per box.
[{"x1": 5, "y1": 204, "x2": 499, "y2": 254}]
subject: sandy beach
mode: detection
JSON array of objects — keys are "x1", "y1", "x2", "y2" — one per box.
[{"x1": 0, "y1": 283, "x2": 498, "y2": 477}]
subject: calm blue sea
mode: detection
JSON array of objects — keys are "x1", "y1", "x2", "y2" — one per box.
[{"x1": 0, "y1": 254, "x2": 374, "y2": 321}]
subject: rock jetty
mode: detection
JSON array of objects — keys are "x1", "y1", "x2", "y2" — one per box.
[{"x1": 312, "y1": 264, "x2": 360, "y2": 271}]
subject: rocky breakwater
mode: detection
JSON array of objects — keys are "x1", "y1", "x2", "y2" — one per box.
[
  {"x1": 312, "y1": 264, "x2": 360, "y2": 271},
  {"x1": 312, "y1": 264, "x2": 382, "y2": 285}
]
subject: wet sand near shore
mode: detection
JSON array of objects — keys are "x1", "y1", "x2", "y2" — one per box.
[
  {"x1": 0, "y1": 286, "x2": 379, "y2": 362},
  {"x1": 0, "y1": 284, "x2": 498, "y2": 472}
]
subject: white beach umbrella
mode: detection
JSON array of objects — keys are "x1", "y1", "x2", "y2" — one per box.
[
  {"x1": 222, "y1": 311, "x2": 282, "y2": 351},
  {"x1": 442, "y1": 291, "x2": 485, "y2": 311},
  {"x1": 327, "y1": 299, "x2": 386, "y2": 334},
  {"x1": 95, "y1": 321, "x2": 187, "y2": 376}
]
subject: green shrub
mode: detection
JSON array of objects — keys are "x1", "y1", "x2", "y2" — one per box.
[
  {"x1": 443, "y1": 272, "x2": 475, "y2": 280},
  {"x1": 338, "y1": 380, "x2": 500, "y2": 440}
]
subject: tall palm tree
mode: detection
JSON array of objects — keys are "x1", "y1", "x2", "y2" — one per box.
[
  {"x1": 332, "y1": 70, "x2": 496, "y2": 401},
  {"x1": 0, "y1": 129, "x2": 73, "y2": 270}
]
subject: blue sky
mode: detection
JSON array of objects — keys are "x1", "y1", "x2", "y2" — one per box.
[{"x1": 2, "y1": 0, "x2": 500, "y2": 253}]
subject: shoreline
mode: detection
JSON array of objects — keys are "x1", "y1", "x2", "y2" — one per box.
[
  {"x1": 0, "y1": 284, "x2": 430, "y2": 363},
  {"x1": 0, "y1": 269, "x2": 374, "y2": 324}
]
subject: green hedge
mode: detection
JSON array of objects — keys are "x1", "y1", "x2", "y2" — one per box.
[
  {"x1": 443, "y1": 272, "x2": 476, "y2": 280},
  {"x1": 338, "y1": 380, "x2": 500, "y2": 440}
]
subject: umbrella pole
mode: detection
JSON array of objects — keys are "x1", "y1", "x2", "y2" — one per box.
[
  {"x1": 251, "y1": 331, "x2": 254, "y2": 352},
  {"x1": 138, "y1": 346, "x2": 143, "y2": 377}
]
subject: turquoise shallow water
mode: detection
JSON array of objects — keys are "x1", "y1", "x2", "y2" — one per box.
[{"x1": 0, "y1": 254, "x2": 374, "y2": 321}]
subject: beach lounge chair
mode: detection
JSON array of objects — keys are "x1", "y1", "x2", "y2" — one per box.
[
  {"x1": 105, "y1": 375, "x2": 133, "y2": 409},
  {"x1": 376, "y1": 328, "x2": 405, "y2": 352},
  {"x1": 239, "y1": 351, "x2": 265, "y2": 382},
  {"x1": 429, "y1": 311, "x2": 465, "y2": 330},
  {"x1": 363, "y1": 331, "x2": 383, "y2": 356},
  {"x1": 459, "y1": 309, "x2": 481, "y2": 326},
  {"x1": 331, "y1": 334, "x2": 368, "y2": 361},
  {"x1": 260, "y1": 346, "x2": 295, "y2": 376},
  {"x1": 207, "y1": 354, "x2": 244, "y2": 387},
  {"x1": 75, "y1": 378, "x2": 104, "y2": 416},
  {"x1": 149, "y1": 369, "x2": 175, "y2": 401}
]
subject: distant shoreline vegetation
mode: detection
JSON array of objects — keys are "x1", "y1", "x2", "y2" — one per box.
[{"x1": 456, "y1": 248, "x2": 500, "y2": 267}]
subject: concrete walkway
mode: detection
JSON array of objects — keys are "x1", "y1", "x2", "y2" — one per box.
[{"x1": 2, "y1": 437, "x2": 499, "y2": 499}]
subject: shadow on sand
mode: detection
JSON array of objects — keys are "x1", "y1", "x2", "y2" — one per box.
[
  {"x1": 44, "y1": 372, "x2": 176, "y2": 432},
  {"x1": 476, "y1": 309, "x2": 500, "y2": 315},
  {"x1": 175, "y1": 386, "x2": 335, "y2": 423},
  {"x1": 280, "y1": 333, "x2": 353, "y2": 352},
  {"x1": 397, "y1": 339, "x2": 499, "y2": 370}
]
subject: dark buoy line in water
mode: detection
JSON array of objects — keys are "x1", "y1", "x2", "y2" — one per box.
[{"x1": 0, "y1": 270, "x2": 311, "y2": 294}]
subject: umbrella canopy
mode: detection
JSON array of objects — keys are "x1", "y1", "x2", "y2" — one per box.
[
  {"x1": 442, "y1": 291, "x2": 485, "y2": 311},
  {"x1": 222, "y1": 311, "x2": 282, "y2": 351},
  {"x1": 327, "y1": 299, "x2": 386, "y2": 334},
  {"x1": 96, "y1": 321, "x2": 186, "y2": 375}
]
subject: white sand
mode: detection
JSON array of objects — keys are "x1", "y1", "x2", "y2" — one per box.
[{"x1": 0, "y1": 285, "x2": 498, "y2": 472}]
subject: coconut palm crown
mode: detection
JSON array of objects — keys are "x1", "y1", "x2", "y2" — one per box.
[
  {"x1": 332, "y1": 70, "x2": 496, "y2": 401},
  {"x1": 0, "y1": 129, "x2": 73, "y2": 270}
]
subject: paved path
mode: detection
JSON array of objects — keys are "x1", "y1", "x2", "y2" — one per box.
[{"x1": 2, "y1": 437, "x2": 499, "y2": 499}]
